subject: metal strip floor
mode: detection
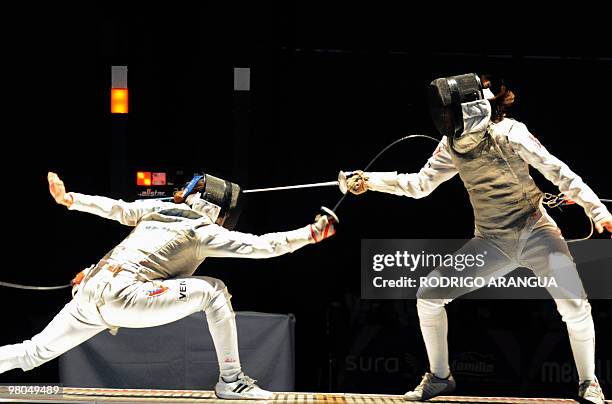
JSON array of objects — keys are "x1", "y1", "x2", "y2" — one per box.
[{"x1": 1, "y1": 387, "x2": 608, "y2": 404}]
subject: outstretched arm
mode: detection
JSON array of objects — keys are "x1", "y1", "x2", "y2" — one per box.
[
  {"x1": 345, "y1": 137, "x2": 458, "y2": 198},
  {"x1": 48, "y1": 172, "x2": 171, "y2": 226},
  {"x1": 195, "y1": 212, "x2": 337, "y2": 259},
  {"x1": 506, "y1": 125, "x2": 612, "y2": 234}
]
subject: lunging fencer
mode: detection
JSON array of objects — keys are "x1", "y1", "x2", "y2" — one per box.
[
  {"x1": 343, "y1": 74, "x2": 611, "y2": 403},
  {"x1": 0, "y1": 172, "x2": 337, "y2": 400}
]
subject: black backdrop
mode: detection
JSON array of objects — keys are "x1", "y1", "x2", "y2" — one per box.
[{"x1": 1, "y1": 3, "x2": 610, "y2": 397}]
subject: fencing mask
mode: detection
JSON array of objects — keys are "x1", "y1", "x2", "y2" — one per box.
[
  {"x1": 181, "y1": 173, "x2": 243, "y2": 229},
  {"x1": 428, "y1": 73, "x2": 486, "y2": 139}
]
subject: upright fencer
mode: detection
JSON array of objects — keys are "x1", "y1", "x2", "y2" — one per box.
[
  {"x1": 343, "y1": 74, "x2": 611, "y2": 403},
  {"x1": 0, "y1": 172, "x2": 337, "y2": 400}
]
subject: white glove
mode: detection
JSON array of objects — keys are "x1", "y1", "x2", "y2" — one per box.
[
  {"x1": 309, "y1": 210, "x2": 338, "y2": 243},
  {"x1": 48, "y1": 172, "x2": 73, "y2": 207},
  {"x1": 338, "y1": 170, "x2": 368, "y2": 195},
  {"x1": 595, "y1": 216, "x2": 612, "y2": 237}
]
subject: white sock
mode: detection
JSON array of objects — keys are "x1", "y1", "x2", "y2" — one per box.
[
  {"x1": 417, "y1": 299, "x2": 450, "y2": 379},
  {"x1": 556, "y1": 299, "x2": 595, "y2": 383},
  {"x1": 205, "y1": 291, "x2": 242, "y2": 381},
  {"x1": 569, "y1": 332, "x2": 595, "y2": 384}
]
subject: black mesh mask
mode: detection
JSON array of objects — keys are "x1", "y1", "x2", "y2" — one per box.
[{"x1": 428, "y1": 73, "x2": 485, "y2": 138}]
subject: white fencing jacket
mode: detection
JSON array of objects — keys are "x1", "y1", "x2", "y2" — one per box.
[
  {"x1": 365, "y1": 100, "x2": 610, "y2": 235},
  {"x1": 68, "y1": 193, "x2": 313, "y2": 281}
]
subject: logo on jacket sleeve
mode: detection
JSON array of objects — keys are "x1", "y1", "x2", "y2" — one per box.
[{"x1": 147, "y1": 284, "x2": 169, "y2": 297}]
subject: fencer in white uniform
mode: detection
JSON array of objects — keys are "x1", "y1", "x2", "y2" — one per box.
[
  {"x1": 0, "y1": 172, "x2": 337, "y2": 400},
  {"x1": 344, "y1": 74, "x2": 611, "y2": 404}
]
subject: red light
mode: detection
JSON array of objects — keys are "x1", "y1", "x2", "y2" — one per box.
[
  {"x1": 136, "y1": 172, "x2": 151, "y2": 186},
  {"x1": 111, "y1": 88, "x2": 129, "y2": 114},
  {"x1": 152, "y1": 172, "x2": 167, "y2": 186}
]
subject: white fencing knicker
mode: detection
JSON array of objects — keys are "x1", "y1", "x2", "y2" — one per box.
[
  {"x1": 415, "y1": 208, "x2": 595, "y2": 383},
  {"x1": 0, "y1": 264, "x2": 241, "y2": 380}
]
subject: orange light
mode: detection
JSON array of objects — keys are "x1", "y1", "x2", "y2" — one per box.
[
  {"x1": 136, "y1": 172, "x2": 151, "y2": 186},
  {"x1": 111, "y1": 88, "x2": 129, "y2": 114}
]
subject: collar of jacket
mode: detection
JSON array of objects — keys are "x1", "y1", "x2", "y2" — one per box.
[{"x1": 451, "y1": 99, "x2": 492, "y2": 154}]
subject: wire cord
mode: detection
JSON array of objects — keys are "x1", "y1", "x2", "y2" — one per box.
[
  {"x1": 2, "y1": 142, "x2": 608, "y2": 290},
  {"x1": 333, "y1": 134, "x2": 440, "y2": 211}
]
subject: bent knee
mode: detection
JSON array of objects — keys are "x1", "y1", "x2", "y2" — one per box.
[
  {"x1": 195, "y1": 276, "x2": 228, "y2": 294},
  {"x1": 198, "y1": 278, "x2": 233, "y2": 313}
]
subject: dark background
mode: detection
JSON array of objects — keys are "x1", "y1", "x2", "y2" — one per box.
[{"x1": 1, "y1": 2, "x2": 610, "y2": 398}]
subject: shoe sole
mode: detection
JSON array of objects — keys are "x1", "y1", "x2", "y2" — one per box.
[
  {"x1": 404, "y1": 384, "x2": 456, "y2": 401},
  {"x1": 215, "y1": 391, "x2": 274, "y2": 400}
]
